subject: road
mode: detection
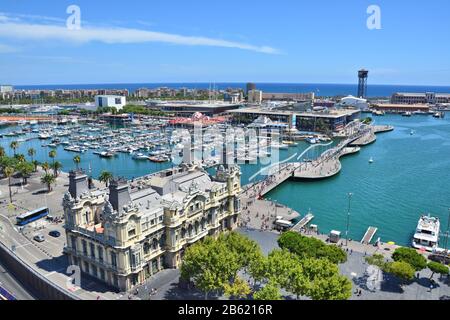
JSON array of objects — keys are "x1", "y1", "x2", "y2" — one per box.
[{"x1": 0, "y1": 259, "x2": 35, "y2": 300}]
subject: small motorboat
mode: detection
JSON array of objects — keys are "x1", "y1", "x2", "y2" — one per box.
[
  {"x1": 369, "y1": 157, "x2": 374, "y2": 164},
  {"x1": 132, "y1": 153, "x2": 149, "y2": 160},
  {"x1": 149, "y1": 155, "x2": 170, "y2": 163}
]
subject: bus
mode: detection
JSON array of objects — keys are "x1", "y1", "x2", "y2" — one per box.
[
  {"x1": 16, "y1": 207, "x2": 49, "y2": 226},
  {"x1": 0, "y1": 286, "x2": 16, "y2": 300}
]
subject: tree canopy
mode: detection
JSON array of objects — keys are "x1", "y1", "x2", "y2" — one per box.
[
  {"x1": 385, "y1": 261, "x2": 415, "y2": 282},
  {"x1": 392, "y1": 247, "x2": 427, "y2": 271},
  {"x1": 278, "y1": 231, "x2": 347, "y2": 264},
  {"x1": 181, "y1": 232, "x2": 352, "y2": 300},
  {"x1": 427, "y1": 261, "x2": 449, "y2": 279}
]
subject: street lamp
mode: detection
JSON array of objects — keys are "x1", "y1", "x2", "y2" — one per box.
[
  {"x1": 345, "y1": 192, "x2": 353, "y2": 246},
  {"x1": 443, "y1": 208, "x2": 450, "y2": 256}
]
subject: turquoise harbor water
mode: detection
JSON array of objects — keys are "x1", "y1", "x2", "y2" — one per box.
[
  {"x1": 267, "y1": 114, "x2": 450, "y2": 248},
  {"x1": 1, "y1": 113, "x2": 450, "y2": 247}
]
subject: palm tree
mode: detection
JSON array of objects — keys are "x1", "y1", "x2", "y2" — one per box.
[
  {"x1": 32, "y1": 160, "x2": 39, "y2": 172},
  {"x1": 49, "y1": 150, "x2": 57, "y2": 164},
  {"x1": 27, "y1": 148, "x2": 36, "y2": 162},
  {"x1": 41, "y1": 161, "x2": 50, "y2": 174},
  {"x1": 0, "y1": 146, "x2": 5, "y2": 157},
  {"x1": 73, "y1": 155, "x2": 81, "y2": 170},
  {"x1": 51, "y1": 161, "x2": 62, "y2": 177},
  {"x1": 16, "y1": 154, "x2": 26, "y2": 163},
  {"x1": 17, "y1": 162, "x2": 33, "y2": 185},
  {"x1": 4, "y1": 166, "x2": 15, "y2": 203},
  {"x1": 41, "y1": 173, "x2": 56, "y2": 193},
  {"x1": 99, "y1": 171, "x2": 113, "y2": 187},
  {"x1": 10, "y1": 141, "x2": 19, "y2": 156}
]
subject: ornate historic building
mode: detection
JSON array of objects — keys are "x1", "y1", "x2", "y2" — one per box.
[{"x1": 63, "y1": 164, "x2": 241, "y2": 292}]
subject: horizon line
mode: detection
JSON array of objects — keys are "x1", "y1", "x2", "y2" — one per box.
[{"x1": 11, "y1": 81, "x2": 450, "y2": 88}]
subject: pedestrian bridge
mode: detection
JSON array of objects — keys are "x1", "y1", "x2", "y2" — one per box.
[{"x1": 239, "y1": 122, "x2": 394, "y2": 199}]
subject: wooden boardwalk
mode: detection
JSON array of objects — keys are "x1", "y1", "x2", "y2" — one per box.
[{"x1": 361, "y1": 226, "x2": 378, "y2": 244}]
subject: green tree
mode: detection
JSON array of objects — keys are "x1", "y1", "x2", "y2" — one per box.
[
  {"x1": 27, "y1": 148, "x2": 36, "y2": 162},
  {"x1": 221, "y1": 232, "x2": 264, "y2": 272},
  {"x1": 278, "y1": 231, "x2": 347, "y2": 264},
  {"x1": 10, "y1": 141, "x2": 19, "y2": 156},
  {"x1": 365, "y1": 254, "x2": 387, "y2": 269},
  {"x1": 41, "y1": 161, "x2": 50, "y2": 174},
  {"x1": 41, "y1": 173, "x2": 56, "y2": 193},
  {"x1": 0, "y1": 156, "x2": 17, "y2": 176},
  {"x1": 385, "y1": 261, "x2": 415, "y2": 286},
  {"x1": 48, "y1": 150, "x2": 57, "y2": 164},
  {"x1": 180, "y1": 236, "x2": 240, "y2": 299},
  {"x1": 223, "y1": 276, "x2": 251, "y2": 300},
  {"x1": 427, "y1": 261, "x2": 449, "y2": 280},
  {"x1": 15, "y1": 154, "x2": 26, "y2": 163},
  {"x1": 51, "y1": 161, "x2": 62, "y2": 177},
  {"x1": 32, "y1": 160, "x2": 39, "y2": 172},
  {"x1": 4, "y1": 166, "x2": 15, "y2": 203},
  {"x1": 99, "y1": 171, "x2": 113, "y2": 187},
  {"x1": 248, "y1": 252, "x2": 268, "y2": 288},
  {"x1": 73, "y1": 155, "x2": 81, "y2": 170},
  {"x1": 16, "y1": 161, "x2": 34, "y2": 185},
  {"x1": 265, "y1": 249, "x2": 301, "y2": 289},
  {"x1": 0, "y1": 146, "x2": 5, "y2": 157},
  {"x1": 301, "y1": 257, "x2": 352, "y2": 300},
  {"x1": 253, "y1": 281, "x2": 283, "y2": 300},
  {"x1": 392, "y1": 247, "x2": 427, "y2": 271}
]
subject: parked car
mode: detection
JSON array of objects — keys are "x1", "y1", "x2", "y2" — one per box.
[
  {"x1": 33, "y1": 234, "x2": 45, "y2": 242},
  {"x1": 49, "y1": 230, "x2": 61, "y2": 238}
]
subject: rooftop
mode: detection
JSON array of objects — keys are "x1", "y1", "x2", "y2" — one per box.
[{"x1": 227, "y1": 106, "x2": 359, "y2": 119}]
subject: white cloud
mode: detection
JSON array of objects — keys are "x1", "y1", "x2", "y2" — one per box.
[
  {"x1": 0, "y1": 43, "x2": 19, "y2": 53},
  {"x1": 0, "y1": 16, "x2": 279, "y2": 54}
]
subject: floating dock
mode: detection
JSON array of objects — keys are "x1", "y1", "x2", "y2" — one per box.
[
  {"x1": 291, "y1": 213, "x2": 314, "y2": 232},
  {"x1": 361, "y1": 226, "x2": 378, "y2": 244}
]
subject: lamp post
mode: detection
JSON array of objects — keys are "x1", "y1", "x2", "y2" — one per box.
[
  {"x1": 345, "y1": 192, "x2": 353, "y2": 246},
  {"x1": 444, "y1": 208, "x2": 450, "y2": 256}
]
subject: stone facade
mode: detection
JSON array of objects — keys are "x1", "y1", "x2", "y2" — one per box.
[{"x1": 63, "y1": 164, "x2": 241, "y2": 292}]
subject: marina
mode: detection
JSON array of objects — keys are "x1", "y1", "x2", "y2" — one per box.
[{"x1": 1, "y1": 113, "x2": 450, "y2": 249}]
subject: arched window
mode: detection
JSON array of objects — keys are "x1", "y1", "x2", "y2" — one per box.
[
  {"x1": 181, "y1": 227, "x2": 186, "y2": 239},
  {"x1": 194, "y1": 221, "x2": 199, "y2": 234},
  {"x1": 188, "y1": 224, "x2": 193, "y2": 237},
  {"x1": 144, "y1": 242, "x2": 151, "y2": 255},
  {"x1": 201, "y1": 218, "x2": 206, "y2": 230},
  {"x1": 159, "y1": 234, "x2": 166, "y2": 248},
  {"x1": 152, "y1": 238, "x2": 158, "y2": 250}
]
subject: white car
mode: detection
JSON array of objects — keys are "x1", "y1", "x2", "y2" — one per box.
[{"x1": 33, "y1": 234, "x2": 45, "y2": 242}]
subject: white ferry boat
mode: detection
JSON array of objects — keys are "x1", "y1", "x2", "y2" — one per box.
[{"x1": 412, "y1": 214, "x2": 440, "y2": 252}]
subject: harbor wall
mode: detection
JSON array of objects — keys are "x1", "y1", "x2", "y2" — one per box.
[{"x1": 0, "y1": 241, "x2": 78, "y2": 300}]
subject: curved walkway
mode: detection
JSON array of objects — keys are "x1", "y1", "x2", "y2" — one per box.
[{"x1": 292, "y1": 147, "x2": 360, "y2": 180}]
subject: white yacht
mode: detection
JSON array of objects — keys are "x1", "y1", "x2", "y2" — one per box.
[
  {"x1": 305, "y1": 137, "x2": 318, "y2": 144},
  {"x1": 412, "y1": 214, "x2": 440, "y2": 252},
  {"x1": 132, "y1": 153, "x2": 149, "y2": 160}
]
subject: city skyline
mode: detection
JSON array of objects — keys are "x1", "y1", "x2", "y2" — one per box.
[{"x1": 1, "y1": 0, "x2": 450, "y2": 86}]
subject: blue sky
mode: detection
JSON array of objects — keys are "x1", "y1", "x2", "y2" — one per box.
[{"x1": 0, "y1": 0, "x2": 449, "y2": 86}]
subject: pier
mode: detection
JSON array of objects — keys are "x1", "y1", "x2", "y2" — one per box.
[
  {"x1": 291, "y1": 213, "x2": 314, "y2": 232},
  {"x1": 361, "y1": 226, "x2": 378, "y2": 244}
]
